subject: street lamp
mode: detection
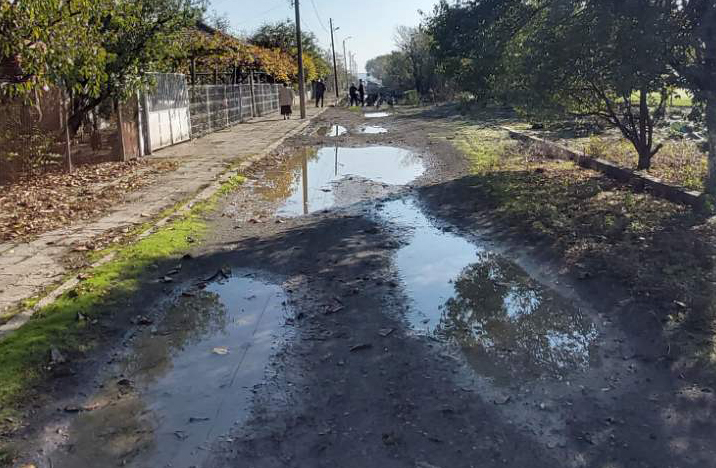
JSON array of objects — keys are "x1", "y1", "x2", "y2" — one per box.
[{"x1": 343, "y1": 36, "x2": 352, "y2": 86}]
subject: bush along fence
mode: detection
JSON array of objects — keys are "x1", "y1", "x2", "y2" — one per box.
[
  {"x1": 501, "y1": 126, "x2": 705, "y2": 209},
  {"x1": 0, "y1": 72, "x2": 284, "y2": 183}
]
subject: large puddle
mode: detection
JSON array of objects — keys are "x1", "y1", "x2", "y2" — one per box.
[
  {"x1": 256, "y1": 146, "x2": 424, "y2": 216},
  {"x1": 46, "y1": 276, "x2": 290, "y2": 468},
  {"x1": 379, "y1": 199, "x2": 598, "y2": 384},
  {"x1": 322, "y1": 124, "x2": 347, "y2": 137},
  {"x1": 365, "y1": 112, "x2": 391, "y2": 118},
  {"x1": 361, "y1": 125, "x2": 388, "y2": 134}
]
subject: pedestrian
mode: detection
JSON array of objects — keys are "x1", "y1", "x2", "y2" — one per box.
[
  {"x1": 349, "y1": 83, "x2": 359, "y2": 107},
  {"x1": 279, "y1": 82, "x2": 295, "y2": 120},
  {"x1": 358, "y1": 79, "x2": 366, "y2": 107},
  {"x1": 315, "y1": 79, "x2": 326, "y2": 108}
]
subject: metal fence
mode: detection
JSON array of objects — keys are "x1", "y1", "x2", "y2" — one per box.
[{"x1": 188, "y1": 83, "x2": 281, "y2": 138}]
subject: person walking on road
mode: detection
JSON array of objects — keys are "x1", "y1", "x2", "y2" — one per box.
[
  {"x1": 358, "y1": 79, "x2": 366, "y2": 107},
  {"x1": 279, "y1": 83, "x2": 295, "y2": 120},
  {"x1": 349, "y1": 83, "x2": 359, "y2": 107},
  {"x1": 315, "y1": 79, "x2": 326, "y2": 108}
]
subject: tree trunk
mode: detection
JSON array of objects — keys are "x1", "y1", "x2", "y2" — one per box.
[
  {"x1": 636, "y1": 88, "x2": 652, "y2": 170},
  {"x1": 636, "y1": 145, "x2": 652, "y2": 171},
  {"x1": 706, "y1": 91, "x2": 716, "y2": 196}
]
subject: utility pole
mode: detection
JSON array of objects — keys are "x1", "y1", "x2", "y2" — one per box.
[
  {"x1": 294, "y1": 0, "x2": 307, "y2": 118},
  {"x1": 329, "y1": 18, "x2": 340, "y2": 99}
]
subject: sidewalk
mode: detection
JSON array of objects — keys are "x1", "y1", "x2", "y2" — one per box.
[{"x1": 0, "y1": 105, "x2": 328, "y2": 329}]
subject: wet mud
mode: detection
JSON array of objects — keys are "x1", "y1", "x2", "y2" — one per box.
[{"x1": 11, "y1": 106, "x2": 716, "y2": 468}]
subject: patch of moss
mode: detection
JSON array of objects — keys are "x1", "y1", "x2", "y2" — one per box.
[{"x1": 217, "y1": 174, "x2": 246, "y2": 196}]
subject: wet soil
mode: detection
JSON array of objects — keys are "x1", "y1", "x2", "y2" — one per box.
[{"x1": 10, "y1": 106, "x2": 716, "y2": 468}]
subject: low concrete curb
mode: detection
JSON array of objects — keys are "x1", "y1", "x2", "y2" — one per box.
[
  {"x1": 0, "y1": 109, "x2": 325, "y2": 340},
  {"x1": 501, "y1": 126, "x2": 704, "y2": 208}
]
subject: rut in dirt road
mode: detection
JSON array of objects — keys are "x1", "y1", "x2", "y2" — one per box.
[{"x1": 15, "y1": 107, "x2": 716, "y2": 468}]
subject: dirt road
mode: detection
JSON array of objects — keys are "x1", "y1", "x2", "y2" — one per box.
[{"x1": 13, "y1": 107, "x2": 716, "y2": 468}]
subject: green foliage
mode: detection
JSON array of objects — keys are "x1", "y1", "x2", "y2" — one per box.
[
  {"x1": 0, "y1": 0, "x2": 202, "y2": 132},
  {"x1": 248, "y1": 20, "x2": 330, "y2": 82}
]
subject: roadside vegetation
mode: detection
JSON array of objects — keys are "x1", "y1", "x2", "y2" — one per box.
[
  {"x1": 449, "y1": 123, "x2": 716, "y2": 368},
  {"x1": 371, "y1": 0, "x2": 716, "y2": 197},
  {"x1": 0, "y1": 173, "x2": 244, "y2": 456}
]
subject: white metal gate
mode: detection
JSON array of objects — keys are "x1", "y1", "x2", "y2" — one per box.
[{"x1": 143, "y1": 73, "x2": 191, "y2": 153}]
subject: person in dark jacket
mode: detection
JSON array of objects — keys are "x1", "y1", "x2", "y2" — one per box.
[
  {"x1": 315, "y1": 79, "x2": 327, "y2": 107},
  {"x1": 358, "y1": 79, "x2": 366, "y2": 106},
  {"x1": 349, "y1": 83, "x2": 359, "y2": 106}
]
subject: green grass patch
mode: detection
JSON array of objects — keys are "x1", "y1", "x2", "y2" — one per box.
[
  {"x1": 217, "y1": 174, "x2": 246, "y2": 196},
  {"x1": 0, "y1": 170, "x2": 246, "y2": 413},
  {"x1": 0, "y1": 207, "x2": 207, "y2": 416}
]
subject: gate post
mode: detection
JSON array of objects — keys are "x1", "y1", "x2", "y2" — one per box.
[
  {"x1": 238, "y1": 84, "x2": 243, "y2": 122},
  {"x1": 249, "y1": 71, "x2": 257, "y2": 117},
  {"x1": 224, "y1": 85, "x2": 229, "y2": 128},
  {"x1": 205, "y1": 86, "x2": 211, "y2": 134}
]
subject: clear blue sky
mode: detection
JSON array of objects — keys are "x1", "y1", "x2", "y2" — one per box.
[{"x1": 208, "y1": 0, "x2": 439, "y2": 72}]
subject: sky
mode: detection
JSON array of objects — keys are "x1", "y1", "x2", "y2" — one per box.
[{"x1": 208, "y1": 0, "x2": 440, "y2": 72}]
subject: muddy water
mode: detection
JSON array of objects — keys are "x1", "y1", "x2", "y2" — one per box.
[
  {"x1": 361, "y1": 125, "x2": 388, "y2": 134},
  {"x1": 365, "y1": 112, "x2": 391, "y2": 118},
  {"x1": 256, "y1": 146, "x2": 424, "y2": 216},
  {"x1": 379, "y1": 198, "x2": 597, "y2": 384},
  {"x1": 322, "y1": 124, "x2": 347, "y2": 137},
  {"x1": 46, "y1": 276, "x2": 290, "y2": 468}
]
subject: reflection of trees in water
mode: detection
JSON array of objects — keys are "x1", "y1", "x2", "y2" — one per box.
[
  {"x1": 55, "y1": 292, "x2": 228, "y2": 467},
  {"x1": 256, "y1": 147, "x2": 318, "y2": 203},
  {"x1": 436, "y1": 253, "x2": 597, "y2": 380},
  {"x1": 124, "y1": 291, "x2": 227, "y2": 382}
]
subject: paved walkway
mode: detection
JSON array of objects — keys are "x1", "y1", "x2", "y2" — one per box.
[{"x1": 0, "y1": 105, "x2": 327, "y2": 323}]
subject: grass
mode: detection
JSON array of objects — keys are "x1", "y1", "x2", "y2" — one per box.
[
  {"x1": 217, "y1": 174, "x2": 246, "y2": 196},
  {"x1": 453, "y1": 125, "x2": 712, "y2": 301},
  {"x1": 0, "y1": 213, "x2": 206, "y2": 408},
  {"x1": 0, "y1": 171, "x2": 246, "y2": 458},
  {"x1": 585, "y1": 137, "x2": 708, "y2": 191},
  {"x1": 451, "y1": 124, "x2": 716, "y2": 375}
]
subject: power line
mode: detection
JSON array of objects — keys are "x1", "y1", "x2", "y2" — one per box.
[
  {"x1": 309, "y1": 0, "x2": 330, "y2": 34},
  {"x1": 230, "y1": 2, "x2": 288, "y2": 28}
]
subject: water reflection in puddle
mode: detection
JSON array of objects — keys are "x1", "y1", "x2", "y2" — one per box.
[
  {"x1": 257, "y1": 146, "x2": 424, "y2": 216},
  {"x1": 365, "y1": 112, "x2": 391, "y2": 118},
  {"x1": 324, "y1": 124, "x2": 347, "y2": 137},
  {"x1": 361, "y1": 126, "x2": 388, "y2": 134},
  {"x1": 49, "y1": 277, "x2": 289, "y2": 468},
  {"x1": 380, "y1": 198, "x2": 597, "y2": 384}
]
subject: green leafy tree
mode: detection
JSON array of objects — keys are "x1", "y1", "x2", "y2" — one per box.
[
  {"x1": 249, "y1": 20, "x2": 330, "y2": 82},
  {"x1": 1, "y1": 0, "x2": 202, "y2": 134},
  {"x1": 426, "y1": 0, "x2": 530, "y2": 100},
  {"x1": 366, "y1": 55, "x2": 391, "y2": 82},
  {"x1": 65, "y1": 0, "x2": 202, "y2": 134},
  {"x1": 502, "y1": 0, "x2": 677, "y2": 170},
  {"x1": 670, "y1": 1, "x2": 716, "y2": 195},
  {"x1": 0, "y1": 0, "x2": 101, "y2": 97}
]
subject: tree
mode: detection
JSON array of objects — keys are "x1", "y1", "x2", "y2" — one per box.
[
  {"x1": 670, "y1": 1, "x2": 716, "y2": 195},
  {"x1": 65, "y1": 0, "x2": 202, "y2": 134},
  {"x1": 250, "y1": 20, "x2": 321, "y2": 58},
  {"x1": 0, "y1": 0, "x2": 100, "y2": 97},
  {"x1": 504, "y1": 0, "x2": 678, "y2": 169},
  {"x1": 366, "y1": 55, "x2": 391, "y2": 82},
  {"x1": 250, "y1": 20, "x2": 330, "y2": 82},
  {"x1": 394, "y1": 25, "x2": 439, "y2": 96},
  {"x1": 426, "y1": 0, "x2": 529, "y2": 100},
  {"x1": 0, "y1": 0, "x2": 203, "y2": 134}
]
